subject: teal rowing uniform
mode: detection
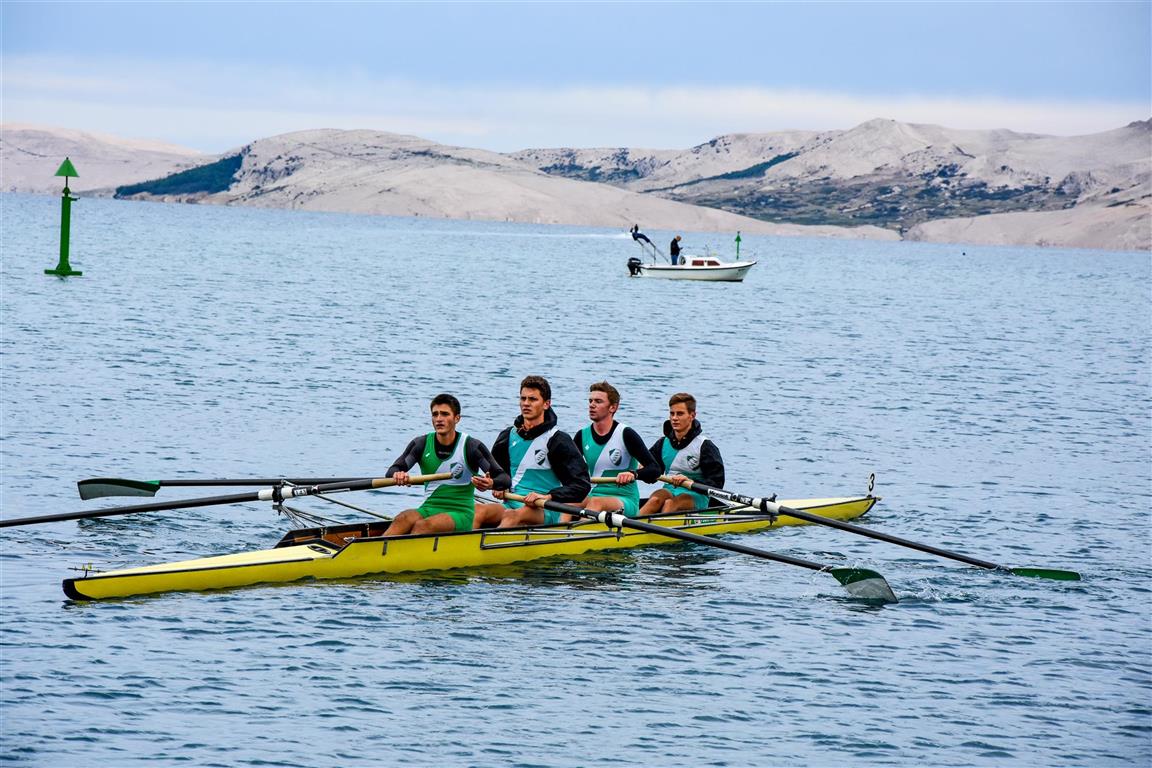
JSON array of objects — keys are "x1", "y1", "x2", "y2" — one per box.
[
  {"x1": 661, "y1": 432, "x2": 711, "y2": 510},
  {"x1": 505, "y1": 425, "x2": 564, "y2": 524},
  {"x1": 417, "y1": 432, "x2": 475, "y2": 531},
  {"x1": 576, "y1": 422, "x2": 641, "y2": 518}
]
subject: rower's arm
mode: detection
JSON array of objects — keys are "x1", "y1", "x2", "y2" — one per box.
[
  {"x1": 490, "y1": 428, "x2": 512, "y2": 477},
  {"x1": 385, "y1": 436, "x2": 425, "y2": 477},
  {"x1": 699, "y1": 439, "x2": 725, "y2": 489},
  {"x1": 623, "y1": 427, "x2": 661, "y2": 483},
  {"x1": 465, "y1": 437, "x2": 512, "y2": 491},
  {"x1": 647, "y1": 438, "x2": 667, "y2": 474},
  {"x1": 545, "y1": 432, "x2": 592, "y2": 503}
]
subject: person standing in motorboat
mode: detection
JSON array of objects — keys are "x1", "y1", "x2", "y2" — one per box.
[{"x1": 669, "y1": 235, "x2": 682, "y2": 265}]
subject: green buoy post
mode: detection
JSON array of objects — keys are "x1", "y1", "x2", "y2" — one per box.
[
  {"x1": 735, "y1": 231, "x2": 741, "y2": 260},
  {"x1": 45, "y1": 157, "x2": 82, "y2": 277}
]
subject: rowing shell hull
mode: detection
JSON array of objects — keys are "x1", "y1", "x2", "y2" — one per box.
[{"x1": 63, "y1": 496, "x2": 877, "y2": 600}]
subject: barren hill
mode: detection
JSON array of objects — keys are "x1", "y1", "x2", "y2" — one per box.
[
  {"x1": 514, "y1": 119, "x2": 1151, "y2": 250},
  {"x1": 4, "y1": 121, "x2": 1147, "y2": 250},
  {"x1": 0, "y1": 124, "x2": 207, "y2": 194},
  {"x1": 112, "y1": 128, "x2": 893, "y2": 239}
]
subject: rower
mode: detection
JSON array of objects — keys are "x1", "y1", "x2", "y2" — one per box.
[
  {"x1": 384, "y1": 394, "x2": 511, "y2": 535},
  {"x1": 638, "y1": 392, "x2": 725, "y2": 516},
  {"x1": 570, "y1": 381, "x2": 660, "y2": 520},
  {"x1": 473, "y1": 376, "x2": 591, "y2": 528}
]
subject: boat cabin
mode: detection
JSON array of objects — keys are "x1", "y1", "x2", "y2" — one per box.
[{"x1": 689, "y1": 257, "x2": 723, "y2": 267}]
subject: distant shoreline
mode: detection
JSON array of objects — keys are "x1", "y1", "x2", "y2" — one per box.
[{"x1": 4, "y1": 120, "x2": 1149, "y2": 251}]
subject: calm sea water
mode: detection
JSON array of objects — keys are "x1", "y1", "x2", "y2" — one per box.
[{"x1": 1, "y1": 193, "x2": 1149, "y2": 767}]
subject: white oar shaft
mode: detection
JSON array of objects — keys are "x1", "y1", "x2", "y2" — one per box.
[{"x1": 254, "y1": 473, "x2": 448, "y2": 501}]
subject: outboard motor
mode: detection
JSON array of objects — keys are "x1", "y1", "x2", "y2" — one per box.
[{"x1": 627, "y1": 257, "x2": 643, "y2": 277}]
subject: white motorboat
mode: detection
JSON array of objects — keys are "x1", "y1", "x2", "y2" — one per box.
[
  {"x1": 627, "y1": 233, "x2": 757, "y2": 282},
  {"x1": 627, "y1": 255, "x2": 758, "y2": 282}
]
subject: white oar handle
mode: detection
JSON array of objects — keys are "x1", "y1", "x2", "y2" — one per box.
[{"x1": 254, "y1": 472, "x2": 452, "y2": 501}]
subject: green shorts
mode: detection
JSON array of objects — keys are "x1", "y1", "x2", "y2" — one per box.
[{"x1": 418, "y1": 502, "x2": 473, "y2": 532}]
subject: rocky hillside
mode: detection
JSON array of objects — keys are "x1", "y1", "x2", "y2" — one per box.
[
  {"x1": 110, "y1": 128, "x2": 893, "y2": 239},
  {"x1": 4, "y1": 121, "x2": 1147, "y2": 250},
  {"x1": 0, "y1": 124, "x2": 207, "y2": 194},
  {"x1": 513, "y1": 119, "x2": 1151, "y2": 250}
]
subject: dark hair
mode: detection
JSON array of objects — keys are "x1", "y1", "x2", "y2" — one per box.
[
  {"x1": 669, "y1": 392, "x2": 696, "y2": 412},
  {"x1": 520, "y1": 375, "x2": 551, "y2": 401},
  {"x1": 430, "y1": 393, "x2": 461, "y2": 416},
  {"x1": 589, "y1": 381, "x2": 620, "y2": 407}
]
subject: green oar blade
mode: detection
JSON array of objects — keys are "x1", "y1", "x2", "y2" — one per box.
[
  {"x1": 78, "y1": 478, "x2": 161, "y2": 500},
  {"x1": 829, "y1": 567, "x2": 899, "y2": 604},
  {"x1": 1008, "y1": 567, "x2": 1082, "y2": 581}
]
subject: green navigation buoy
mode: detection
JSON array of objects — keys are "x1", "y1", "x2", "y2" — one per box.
[
  {"x1": 45, "y1": 158, "x2": 83, "y2": 277},
  {"x1": 735, "y1": 230, "x2": 742, "y2": 260}
]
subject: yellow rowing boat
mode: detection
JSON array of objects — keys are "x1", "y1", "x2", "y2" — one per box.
[{"x1": 63, "y1": 495, "x2": 877, "y2": 600}]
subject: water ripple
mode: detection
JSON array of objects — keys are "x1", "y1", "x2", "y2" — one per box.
[{"x1": 1, "y1": 195, "x2": 1149, "y2": 766}]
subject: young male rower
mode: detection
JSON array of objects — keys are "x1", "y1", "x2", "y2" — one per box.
[
  {"x1": 384, "y1": 393, "x2": 511, "y2": 535},
  {"x1": 571, "y1": 381, "x2": 660, "y2": 519},
  {"x1": 473, "y1": 375, "x2": 591, "y2": 528},
  {"x1": 639, "y1": 392, "x2": 725, "y2": 516}
]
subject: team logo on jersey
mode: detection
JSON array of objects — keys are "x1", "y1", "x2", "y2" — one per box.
[
  {"x1": 686, "y1": 455, "x2": 700, "y2": 470},
  {"x1": 534, "y1": 449, "x2": 548, "y2": 466},
  {"x1": 609, "y1": 448, "x2": 623, "y2": 466},
  {"x1": 450, "y1": 461, "x2": 465, "y2": 479}
]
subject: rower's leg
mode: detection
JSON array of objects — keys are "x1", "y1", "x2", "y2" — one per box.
[
  {"x1": 498, "y1": 506, "x2": 545, "y2": 528},
  {"x1": 640, "y1": 489, "x2": 673, "y2": 517},
  {"x1": 412, "y1": 513, "x2": 458, "y2": 535},
  {"x1": 661, "y1": 494, "x2": 698, "y2": 515},
  {"x1": 472, "y1": 502, "x2": 507, "y2": 530},
  {"x1": 383, "y1": 509, "x2": 421, "y2": 536}
]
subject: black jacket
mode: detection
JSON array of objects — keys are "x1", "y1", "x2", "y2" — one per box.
[
  {"x1": 648, "y1": 419, "x2": 724, "y2": 488},
  {"x1": 491, "y1": 408, "x2": 591, "y2": 503}
]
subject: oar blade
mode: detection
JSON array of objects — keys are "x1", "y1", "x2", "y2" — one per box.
[
  {"x1": 829, "y1": 567, "x2": 899, "y2": 604},
  {"x1": 1008, "y1": 567, "x2": 1082, "y2": 581},
  {"x1": 77, "y1": 478, "x2": 161, "y2": 500}
]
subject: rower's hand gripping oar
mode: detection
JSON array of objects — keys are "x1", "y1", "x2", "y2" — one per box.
[
  {"x1": 77, "y1": 476, "x2": 373, "y2": 501},
  {"x1": 0, "y1": 473, "x2": 452, "y2": 529},
  {"x1": 504, "y1": 493, "x2": 898, "y2": 604},
  {"x1": 666, "y1": 477, "x2": 1081, "y2": 582}
]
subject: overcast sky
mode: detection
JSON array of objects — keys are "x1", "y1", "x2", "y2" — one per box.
[{"x1": 3, "y1": 1, "x2": 1149, "y2": 152}]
